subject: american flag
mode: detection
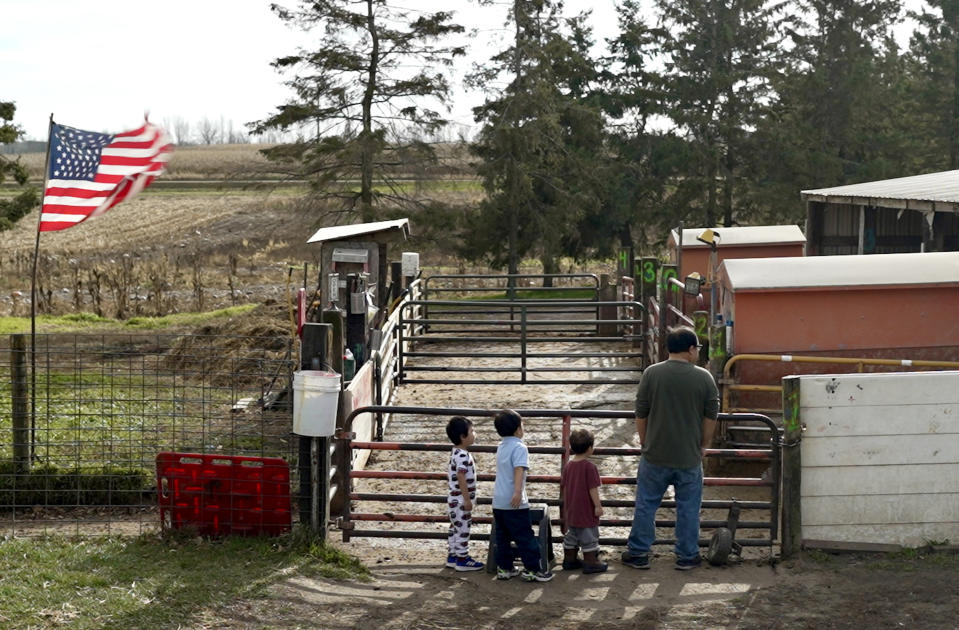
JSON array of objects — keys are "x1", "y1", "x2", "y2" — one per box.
[{"x1": 39, "y1": 121, "x2": 173, "y2": 231}]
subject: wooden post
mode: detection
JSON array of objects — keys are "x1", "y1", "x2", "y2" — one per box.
[
  {"x1": 390, "y1": 261, "x2": 402, "y2": 305},
  {"x1": 11, "y1": 334, "x2": 30, "y2": 473},
  {"x1": 598, "y1": 274, "x2": 616, "y2": 336},
  {"x1": 781, "y1": 376, "x2": 803, "y2": 558},
  {"x1": 638, "y1": 257, "x2": 658, "y2": 309},
  {"x1": 298, "y1": 323, "x2": 332, "y2": 535}
]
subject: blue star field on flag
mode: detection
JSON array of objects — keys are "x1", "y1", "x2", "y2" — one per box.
[{"x1": 49, "y1": 124, "x2": 115, "y2": 181}]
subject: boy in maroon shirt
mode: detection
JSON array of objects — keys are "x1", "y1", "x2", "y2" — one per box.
[{"x1": 560, "y1": 428, "x2": 607, "y2": 573}]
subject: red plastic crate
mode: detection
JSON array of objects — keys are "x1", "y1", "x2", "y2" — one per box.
[{"x1": 156, "y1": 452, "x2": 292, "y2": 537}]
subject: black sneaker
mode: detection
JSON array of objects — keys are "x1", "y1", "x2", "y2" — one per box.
[
  {"x1": 675, "y1": 556, "x2": 702, "y2": 571},
  {"x1": 621, "y1": 551, "x2": 651, "y2": 569}
]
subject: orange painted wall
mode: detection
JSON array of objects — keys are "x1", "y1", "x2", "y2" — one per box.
[
  {"x1": 672, "y1": 244, "x2": 805, "y2": 279},
  {"x1": 729, "y1": 286, "x2": 959, "y2": 354}
]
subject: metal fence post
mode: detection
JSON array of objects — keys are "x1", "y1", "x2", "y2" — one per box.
[{"x1": 11, "y1": 334, "x2": 30, "y2": 473}]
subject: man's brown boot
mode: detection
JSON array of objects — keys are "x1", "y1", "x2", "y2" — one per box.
[
  {"x1": 562, "y1": 547, "x2": 582, "y2": 570},
  {"x1": 582, "y1": 550, "x2": 608, "y2": 574}
]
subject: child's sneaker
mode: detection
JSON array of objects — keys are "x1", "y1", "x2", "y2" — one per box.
[
  {"x1": 455, "y1": 556, "x2": 484, "y2": 572},
  {"x1": 445, "y1": 554, "x2": 457, "y2": 568},
  {"x1": 521, "y1": 569, "x2": 555, "y2": 582},
  {"x1": 496, "y1": 566, "x2": 521, "y2": 580}
]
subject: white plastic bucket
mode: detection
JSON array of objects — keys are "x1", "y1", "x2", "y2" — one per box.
[{"x1": 292, "y1": 370, "x2": 340, "y2": 437}]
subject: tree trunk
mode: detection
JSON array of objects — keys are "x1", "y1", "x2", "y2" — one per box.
[{"x1": 360, "y1": 0, "x2": 379, "y2": 222}]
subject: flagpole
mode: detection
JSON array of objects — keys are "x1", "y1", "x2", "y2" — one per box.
[{"x1": 30, "y1": 113, "x2": 54, "y2": 463}]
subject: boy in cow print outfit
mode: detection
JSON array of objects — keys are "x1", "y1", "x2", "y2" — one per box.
[{"x1": 445, "y1": 416, "x2": 484, "y2": 571}]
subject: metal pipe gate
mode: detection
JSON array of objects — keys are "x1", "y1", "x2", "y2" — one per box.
[
  {"x1": 397, "y1": 300, "x2": 646, "y2": 385},
  {"x1": 333, "y1": 406, "x2": 780, "y2": 552}
]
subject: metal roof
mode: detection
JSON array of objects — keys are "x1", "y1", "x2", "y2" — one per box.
[
  {"x1": 669, "y1": 225, "x2": 806, "y2": 249},
  {"x1": 801, "y1": 170, "x2": 959, "y2": 213},
  {"x1": 721, "y1": 251, "x2": 959, "y2": 290},
  {"x1": 306, "y1": 218, "x2": 410, "y2": 244}
]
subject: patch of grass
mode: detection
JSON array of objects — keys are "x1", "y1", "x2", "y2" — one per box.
[
  {"x1": 0, "y1": 304, "x2": 258, "y2": 334},
  {"x1": 0, "y1": 533, "x2": 368, "y2": 629},
  {"x1": 123, "y1": 304, "x2": 257, "y2": 330}
]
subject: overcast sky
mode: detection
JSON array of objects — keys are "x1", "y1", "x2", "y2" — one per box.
[{"x1": 3, "y1": 0, "x2": 924, "y2": 141}]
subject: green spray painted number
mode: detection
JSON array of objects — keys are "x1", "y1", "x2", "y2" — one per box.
[
  {"x1": 662, "y1": 268, "x2": 678, "y2": 293},
  {"x1": 693, "y1": 313, "x2": 708, "y2": 339},
  {"x1": 619, "y1": 250, "x2": 628, "y2": 267},
  {"x1": 643, "y1": 261, "x2": 655, "y2": 283}
]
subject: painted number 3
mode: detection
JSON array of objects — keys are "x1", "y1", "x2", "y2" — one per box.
[{"x1": 643, "y1": 262, "x2": 655, "y2": 283}]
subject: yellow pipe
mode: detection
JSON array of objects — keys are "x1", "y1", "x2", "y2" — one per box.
[{"x1": 722, "y1": 353, "x2": 959, "y2": 411}]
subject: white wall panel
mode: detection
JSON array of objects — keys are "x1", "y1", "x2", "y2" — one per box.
[{"x1": 797, "y1": 371, "x2": 959, "y2": 547}]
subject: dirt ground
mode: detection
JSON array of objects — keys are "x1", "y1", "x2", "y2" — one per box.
[{"x1": 231, "y1": 343, "x2": 959, "y2": 629}]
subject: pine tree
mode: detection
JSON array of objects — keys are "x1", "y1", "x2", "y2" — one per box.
[
  {"x1": 466, "y1": 1, "x2": 604, "y2": 276},
  {"x1": 654, "y1": 0, "x2": 789, "y2": 227},
  {"x1": 250, "y1": 1, "x2": 465, "y2": 222},
  {"x1": 906, "y1": 0, "x2": 959, "y2": 171},
  {"x1": 0, "y1": 101, "x2": 39, "y2": 231}
]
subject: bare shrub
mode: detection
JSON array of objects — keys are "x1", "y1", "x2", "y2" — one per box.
[
  {"x1": 105, "y1": 254, "x2": 138, "y2": 319},
  {"x1": 86, "y1": 267, "x2": 104, "y2": 317}
]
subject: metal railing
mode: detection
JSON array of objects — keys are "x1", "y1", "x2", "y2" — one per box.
[
  {"x1": 422, "y1": 273, "x2": 601, "y2": 302},
  {"x1": 334, "y1": 406, "x2": 780, "y2": 551},
  {"x1": 396, "y1": 300, "x2": 645, "y2": 385}
]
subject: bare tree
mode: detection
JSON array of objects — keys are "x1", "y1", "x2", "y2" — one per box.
[{"x1": 197, "y1": 117, "x2": 219, "y2": 144}]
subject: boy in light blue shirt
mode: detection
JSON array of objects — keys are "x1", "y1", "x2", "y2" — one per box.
[{"x1": 491, "y1": 409, "x2": 554, "y2": 582}]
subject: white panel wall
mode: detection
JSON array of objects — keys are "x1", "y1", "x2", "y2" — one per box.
[{"x1": 798, "y1": 371, "x2": 959, "y2": 547}]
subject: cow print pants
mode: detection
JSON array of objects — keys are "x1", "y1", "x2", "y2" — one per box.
[{"x1": 447, "y1": 497, "x2": 473, "y2": 557}]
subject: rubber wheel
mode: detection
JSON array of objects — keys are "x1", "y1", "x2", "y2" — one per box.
[{"x1": 707, "y1": 528, "x2": 733, "y2": 566}]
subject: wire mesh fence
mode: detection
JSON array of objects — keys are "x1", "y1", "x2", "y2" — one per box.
[{"x1": 0, "y1": 332, "x2": 297, "y2": 537}]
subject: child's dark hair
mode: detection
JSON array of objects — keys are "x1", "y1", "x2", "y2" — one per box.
[
  {"x1": 493, "y1": 409, "x2": 522, "y2": 437},
  {"x1": 568, "y1": 428, "x2": 594, "y2": 455},
  {"x1": 445, "y1": 416, "x2": 472, "y2": 445}
]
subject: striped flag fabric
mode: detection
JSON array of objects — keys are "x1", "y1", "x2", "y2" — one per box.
[{"x1": 39, "y1": 121, "x2": 173, "y2": 231}]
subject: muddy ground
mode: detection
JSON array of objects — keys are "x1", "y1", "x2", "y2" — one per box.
[{"x1": 236, "y1": 342, "x2": 959, "y2": 629}]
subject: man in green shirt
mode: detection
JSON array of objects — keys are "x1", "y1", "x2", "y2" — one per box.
[{"x1": 622, "y1": 326, "x2": 720, "y2": 570}]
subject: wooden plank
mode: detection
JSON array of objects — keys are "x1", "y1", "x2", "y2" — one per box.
[
  {"x1": 803, "y1": 522, "x2": 959, "y2": 548},
  {"x1": 802, "y1": 539, "x2": 903, "y2": 553},
  {"x1": 801, "y1": 405, "x2": 959, "y2": 438},
  {"x1": 799, "y1": 372, "x2": 959, "y2": 408},
  {"x1": 802, "y1": 463, "x2": 959, "y2": 497},
  {"x1": 802, "y1": 493, "x2": 959, "y2": 527},
  {"x1": 802, "y1": 434, "x2": 959, "y2": 467}
]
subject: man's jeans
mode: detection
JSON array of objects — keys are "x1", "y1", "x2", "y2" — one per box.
[{"x1": 626, "y1": 457, "x2": 703, "y2": 561}]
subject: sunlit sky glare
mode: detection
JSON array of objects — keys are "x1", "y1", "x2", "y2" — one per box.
[{"x1": 2, "y1": 0, "x2": 927, "y2": 141}]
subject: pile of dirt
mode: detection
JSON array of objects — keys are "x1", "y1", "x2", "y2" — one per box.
[{"x1": 162, "y1": 300, "x2": 294, "y2": 384}]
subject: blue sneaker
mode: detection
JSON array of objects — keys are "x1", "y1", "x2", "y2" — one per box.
[
  {"x1": 455, "y1": 556, "x2": 485, "y2": 572},
  {"x1": 445, "y1": 554, "x2": 457, "y2": 568}
]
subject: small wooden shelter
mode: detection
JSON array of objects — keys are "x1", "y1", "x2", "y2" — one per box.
[
  {"x1": 718, "y1": 251, "x2": 959, "y2": 360},
  {"x1": 668, "y1": 225, "x2": 806, "y2": 280},
  {"x1": 802, "y1": 170, "x2": 959, "y2": 255}
]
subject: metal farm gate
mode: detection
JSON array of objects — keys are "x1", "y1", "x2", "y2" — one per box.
[
  {"x1": 397, "y1": 274, "x2": 646, "y2": 385},
  {"x1": 331, "y1": 406, "x2": 781, "y2": 561}
]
